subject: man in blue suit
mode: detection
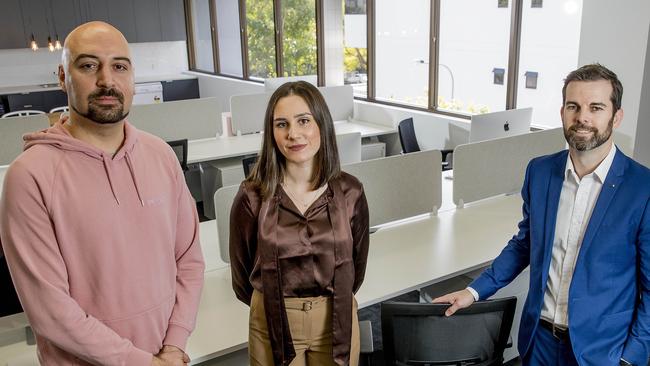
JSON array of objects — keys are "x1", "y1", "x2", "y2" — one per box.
[{"x1": 434, "y1": 64, "x2": 650, "y2": 366}]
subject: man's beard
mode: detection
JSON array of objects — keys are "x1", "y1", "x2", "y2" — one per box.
[
  {"x1": 564, "y1": 116, "x2": 613, "y2": 151},
  {"x1": 71, "y1": 88, "x2": 129, "y2": 124}
]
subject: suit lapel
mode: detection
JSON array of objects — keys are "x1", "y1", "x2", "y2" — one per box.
[
  {"x1": 577, "y1": 149, "x2": 626, "y2": 260},
  {"x1": 541, "y1": 152, "x2": 568, "y2": 288}
]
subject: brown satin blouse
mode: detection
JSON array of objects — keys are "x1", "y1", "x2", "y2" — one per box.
[{"x1": 230, "y1": 172, "x2": 370, "y2": 366}]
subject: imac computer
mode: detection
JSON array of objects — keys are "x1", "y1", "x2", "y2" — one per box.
[{"x1": 469, "y1": 107, "x2": 533, "y2": 143}]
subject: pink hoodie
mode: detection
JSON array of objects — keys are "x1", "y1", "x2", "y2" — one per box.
[{"x1": 0, "y1": 120, "x2": 204, "y2": 365}]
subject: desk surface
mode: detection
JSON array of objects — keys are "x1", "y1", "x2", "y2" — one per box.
[
  {"x1": 187, "y1": 193, "x2": 522, "y2": 363},
  {"x1": 188, "y1": 120, "x2": 396, "y2": 165},
  {"x1": 0, "y1": 194, "x2": 522, "y2": 366}
]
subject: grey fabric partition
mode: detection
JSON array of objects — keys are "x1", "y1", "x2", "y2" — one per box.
[
  {"x1": 319, "y1": 85, "x2": 354, "y2": 121},
  {"x1": 215, "y1": 149, "x2": 442, "y2": 262},
  {"x1": 336, "y1": 132, "x2": 362, "y2": 165},
  {"x1": 453, "y1": 128, "x2": 565, "y2": 207},
  {"x1": 230, "y1": 85, "x2": 355, "y2": 135},
  {"x1": 343, "y1": 149, "x2": 442, "y2": 228},
  {"x1": 230, "y1": 93, "x2": 269, "y2": 135},
  {"x1": 128, "y1": 97, "x2": 222, "y2": 141},
  {"x1": 0, "y1": 114, "x2": 50, "y2": 165}
]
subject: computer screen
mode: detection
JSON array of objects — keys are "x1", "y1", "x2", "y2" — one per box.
[{"x1": 469, "y1": 107, "x2": 533, "y2": 143}]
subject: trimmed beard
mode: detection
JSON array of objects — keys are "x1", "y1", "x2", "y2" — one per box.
[
  {"x1": 72, "y1": 88, "x2": 129, "y2": 125},
  {"x1": 564, "y1": 115, "x2": 613, "y2": 151}
]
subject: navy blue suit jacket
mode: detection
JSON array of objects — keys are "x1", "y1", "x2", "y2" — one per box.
[{"x1": 470, "y1": 148, "x2": 650, "y2": 365}]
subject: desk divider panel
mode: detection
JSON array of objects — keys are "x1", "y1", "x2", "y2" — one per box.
[
  {"x1": 0, "y1": 114, "x2": 50, "y2": 165},
  {"x1": 319, "y1": 85, "x2": 354, "y2": 122},
  {"x1": 214, "y1": 184, "x2": 240, "y2": 263},
  {"x1": 343, "y1": 149, "x2": 442, "y2": 228},
  {"x1": 453, "y1": 128, "x2": 565, "y2": 207},
  {"x1": 0, "y1": 165, "x2": 8, "y2": 193},
  {"x1": 128, "y1": 97, "x2": 222, "y2": 141},
  {"x1": 336, "y1": 132, "x2": 362, "y2": 165},
  {"x1": 230, "y1": 93, "x2": 270, "y2": 135}
]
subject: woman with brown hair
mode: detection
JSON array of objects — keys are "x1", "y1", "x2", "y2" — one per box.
[{"x1": 229, "y1": 81, "x2": 369, "y2": 366}]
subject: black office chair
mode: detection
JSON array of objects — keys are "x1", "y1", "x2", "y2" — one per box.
[
  {"x1": 398, "y1": 118, "x2": 421, "y2": 153},
  {"x1": 398, "y1": 118, "x2": 454, "y2": 170},
  {"x1": 167, "y1": 139, "x2": 189, "y2": 172},
  {"x1": 381, "y1": 297, "x2": 517, "y2": 366},
  {"x1": 242, "y1": 155, "x2": 259, "y2": 178},
  {"x1": 0, "y1": 255, "x2": 23, "y2": 317}
]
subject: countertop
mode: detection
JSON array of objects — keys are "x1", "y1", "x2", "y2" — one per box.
[{"x1": 0, "y1": 73, "x2": 197, "y2": 95}]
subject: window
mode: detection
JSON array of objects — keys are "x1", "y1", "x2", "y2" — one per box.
[
  {"x1": 375, "y1": 0, "x2": 430, "y2": 107},
  {"x1": 493, "y1": 68, "x2": 505, "y2": 85},
  {"x1": 190, "y1": 0, "x2": 215, "y2": 73},
  {"x1": 438, "y1": 0, "x2": 510, "y2": 114},
  {"x1": 246, "y1": 0, "x2": 277, "y2": 79},
  {"x1": 525, "y1": 71, "x2": 538, "y2": 89},
  {"x1": 186, "y1": 0, "x2": 583, "y2": 122},
  {"x1": 343, "y1": 0, "x2": 368, "y2": 97},
  {"x1": 216, "y1": 0, "x2": 243, "y2": 77},
  {"x1": 281, "y1": 0, "x2": 317, "y2": 77},
  {"x1": 516, "y1": 0, "x2": 582, "y2": 127}
]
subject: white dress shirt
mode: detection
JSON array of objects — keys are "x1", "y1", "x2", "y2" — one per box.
[
  {"x1": 467, "y1": 144, "x2": 617, "y2": 330},
  {"x1": 540, "y1": 144, "x2": 617, "y2": 328}
]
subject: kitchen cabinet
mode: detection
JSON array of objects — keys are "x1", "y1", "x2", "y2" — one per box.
[
  {"x1": 160, "y1": 0, "x2": 188, "y2": 41},
  {"x1": 107, "y1": 0, "x2": 138, "y2": 42},
  {"x1": 0, "y1": 0, "x2": 186, "y2": 50},
  {"x1": 134, "y1": 0, "x2": 163, "y2": 42},
  {"x1": 162, "y1": 79, "x2": 200, "y2": 102},
  {"x1": 0, "y1": 0, "x2": 27, "y2": 49}
]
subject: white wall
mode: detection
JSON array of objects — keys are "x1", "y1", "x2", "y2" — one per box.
[
  {"x1": 633, "y1": 22, "x2": 650, "y2": 167},
  {"x1": 0, "y1": 41, "x2": 189, "y2": 88},
  {"x1": 578, "y1": 0, "x2": 650, "y2": 155}
]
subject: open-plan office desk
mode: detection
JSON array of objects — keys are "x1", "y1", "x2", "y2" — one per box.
[
  {"x1": 187, "y1": 120, "x2": 396, "y2": 164},
  {"x1": 0, "y1": 193, "x2": 522, "y2": 365}
]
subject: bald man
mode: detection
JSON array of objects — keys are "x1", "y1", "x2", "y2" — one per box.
[{"x1": 0, "y1": 22, "x2": 204, "y2": 366}]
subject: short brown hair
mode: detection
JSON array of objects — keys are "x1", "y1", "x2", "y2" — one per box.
[
  {"x1": 247, "y1": 81, "x2": 341, "y2": 199},
  {"x1": 562, "y1": 63, "x2": 623, "y2": 111}
]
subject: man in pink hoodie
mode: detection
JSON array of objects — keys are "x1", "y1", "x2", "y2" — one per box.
[{"x1": 0, "y1": 22, "x2": 205, "y2": 365}]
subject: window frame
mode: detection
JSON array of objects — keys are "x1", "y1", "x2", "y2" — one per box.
[
  {"x1": 186, "y1": 0, "x2": 323, "y2": 84},
  {"x1": 186, "y1": 0, "x2": 556, "y2": 120}
]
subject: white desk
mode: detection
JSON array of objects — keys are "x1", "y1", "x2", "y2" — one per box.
[
  {"x1": 0, "y1": 194, "x2": 522, "y2": 366},
  {"x1": 187, "y1": 120, "x2": 396, "y2": 165},
  {"x1": 187, "y1": 193, "x2": 522, "y2": 363}
]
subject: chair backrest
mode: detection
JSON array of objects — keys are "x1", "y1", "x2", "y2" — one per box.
[
  {"x1": 214, "y1": 184, "x2": 241, "y2": 263},
  {"x1": 381, "y1": 297, "x2": 517, "y2": 366},
  {"x1": 0, "y1": 114, "x2": 50, "y2": 165},
  {"x1": 167, "y1": 139, "x2": 188, "y2": 171},
  {"x1": 1, "y1": 110, "x2": 46, "y2": 118},
  {"x1": 398, "y1": 117, "x2": 420, "y2": 153},
  {"x1": 49, "y1": 106, "x2": 69, "y2": 114},
  {"x1": 242, "y1": 155, "x2": 258, "y2": 178}
]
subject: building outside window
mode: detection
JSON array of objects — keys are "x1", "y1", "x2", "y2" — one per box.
[
  {"x1": 281, "y1": 0, "x2": 317, "y2": 77},
  {"x1": 517, "y1": 0, "x2": 582, "y2": 127},
  {"x1": 375, "y1": 0, "x2": 430, "y2": 107},
  {"x1": 246, "y1": 0, "x2": 277, "y2": 79},
  {"x1": 343, "y1": 0, "x2": 368, "y2": 97},
  {"x1": 190, "y1": 0, "x2": 214, "y2": 73},
  {"x1": 216, "y1": 0, "x2": 243, "y2": 77}
]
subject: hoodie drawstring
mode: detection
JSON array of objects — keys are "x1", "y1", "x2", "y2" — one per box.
[
  {"x1": 125, "y1": 152, "x2": 145, "y2": 206},
  {"x1": 102, "y1": 154, "x2": 121, "y2": 205}
]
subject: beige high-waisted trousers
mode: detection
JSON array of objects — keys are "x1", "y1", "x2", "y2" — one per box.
[{"x1": 248, "y1": 289, "x2": 360, "y2": 366}]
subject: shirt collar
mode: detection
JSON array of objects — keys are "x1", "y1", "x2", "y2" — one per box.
[{"x1": 565, "y1": 144, "x2": 617, "y2": 183}]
